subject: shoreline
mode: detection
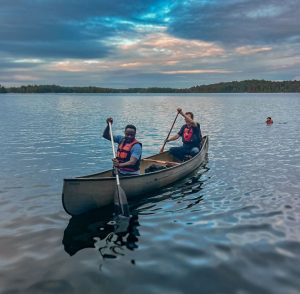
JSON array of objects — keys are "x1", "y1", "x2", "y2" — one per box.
[{"x1": 1, "y1": 80, "x2": 300, "y2": 94}]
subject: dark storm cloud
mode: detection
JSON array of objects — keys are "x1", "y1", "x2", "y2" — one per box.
[{"x1": 168, "y1": 0, "x2": 300, "y2": 45}]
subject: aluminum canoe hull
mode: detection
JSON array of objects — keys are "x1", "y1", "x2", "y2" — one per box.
[{"x1": 62, "y1": 136, "x2": 208, "y2": 216}]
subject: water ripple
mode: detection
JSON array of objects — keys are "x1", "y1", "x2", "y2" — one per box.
[{"x1": 1, "y1": 94, "x2": 300, "y2": 294}]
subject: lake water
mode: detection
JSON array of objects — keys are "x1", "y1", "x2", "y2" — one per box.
[{"x1": 0, "y1": 93, "x2": 300, "y2": 294}]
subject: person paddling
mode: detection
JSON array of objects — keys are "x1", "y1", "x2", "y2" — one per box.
[
  {"x1": 166, "y1": 108, "x2": 202, "y2": 161},
  {"x1": 266, "y1": 117, "x2": 273, "y2": 125},
  {"x1": 103, "y1": 118, "x2": 142, "y2": 176}
]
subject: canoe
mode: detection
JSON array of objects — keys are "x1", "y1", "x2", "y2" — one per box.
[{"x1": 62, "y1": 136, "x2": 208, "y2": 216}]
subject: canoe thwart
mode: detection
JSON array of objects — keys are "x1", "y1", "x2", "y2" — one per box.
[{"x1": 142, "y1": 158, "x2": 180, "y2": 166}]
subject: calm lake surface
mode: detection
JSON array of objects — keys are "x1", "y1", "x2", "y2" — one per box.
[{"x1": 0, "y1": 93, "x2": 300, "y2": 294}]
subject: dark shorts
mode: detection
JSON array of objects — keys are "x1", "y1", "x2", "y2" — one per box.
[{"x1": 169, "y1": 145, "x2": 200, "y2": 161}]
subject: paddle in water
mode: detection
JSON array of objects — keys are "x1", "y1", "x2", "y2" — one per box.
[
  {"x1": 160, "y1": 112, "x2": 179, "y2": 153},
  {"x1": 108, "y1": 122, "x2": 130, "y2": 217}
]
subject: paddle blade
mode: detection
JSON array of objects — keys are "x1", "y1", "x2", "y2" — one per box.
[
  {"x1": 114, "y1": 185, "x2": 130, "y2": 217},
  {"x1": 114, "y1": 215, "x2": 130, "y2": 234}
]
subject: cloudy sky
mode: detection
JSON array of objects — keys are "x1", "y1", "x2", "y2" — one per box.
[{"x1": 1, "y1": 0, "x2": 299, "y2": 88}]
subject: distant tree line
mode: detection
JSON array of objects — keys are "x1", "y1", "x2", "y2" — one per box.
[
  {"x1": 0, "y1": 85, "x2": 7, "y2": 93},
  {"x1": 1, "y1": 80, "x2": 300, "y2": 94},
  {"x1": 189, "y1": 80, "x2": 300, "y2": 93}
]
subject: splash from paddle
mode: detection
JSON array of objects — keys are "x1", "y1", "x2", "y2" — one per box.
[
  {"x1": 160, "y1": 112, "x2": 179, "y2": 153},
  {"x1": 108, "y1": 122, "x2": 130, "y2": 217}
]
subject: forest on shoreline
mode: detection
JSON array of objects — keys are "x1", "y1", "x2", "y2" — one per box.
[{"x1": 1, "y1": 80, "x2": 300, "y2": 94}]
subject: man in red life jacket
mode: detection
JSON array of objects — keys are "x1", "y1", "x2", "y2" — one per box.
[
  {"x1": 166, "y1": 108, "x2": 202, "y2": 161},
  {"x1": 266, "y1": 117, "x2": 273, "y2": 125},
  {"x1": 103, "y1": 118, "x2": 142, "y2": 176}
]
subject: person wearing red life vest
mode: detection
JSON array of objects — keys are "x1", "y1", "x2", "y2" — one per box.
[
  {"x1": 166, "y1": 108, "x2": 202, "y2": 161},
  {"x1": 103, "y1": 117, "x2": 142, "y2": 176}
]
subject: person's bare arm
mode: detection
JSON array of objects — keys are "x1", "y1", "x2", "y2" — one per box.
[
  {"x1": 166, "y1": 133, "x2": 180, "y2": 142},
  {"x1": 177, "y1": 108, "x2": 197, "y2": 127},
  {"x1": 103, "y1": 117, "x2": 113, "y2": 140}
]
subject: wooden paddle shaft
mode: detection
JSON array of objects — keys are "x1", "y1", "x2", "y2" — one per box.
[{"x1": 160, "y1": 112, "x2": 179, "y2": 152}]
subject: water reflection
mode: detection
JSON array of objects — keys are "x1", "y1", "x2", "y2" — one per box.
[
  {"x1": 62, "y1": 208, "x2": 140, "y2": 258},
  {"x1": 63, "y1": 171, "x2": 208, "y2": 262},
  {"x1": 132, "y1": 164, "x2": 209, "y2": 214},
  {"x1": 63, "y1": 162, "x2": 209, "y2": 259}
]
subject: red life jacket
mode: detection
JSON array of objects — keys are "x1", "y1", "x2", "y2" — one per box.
[
  {"x1": 183, "y1": 126, "x2": 193, "y2": 142},
  {"x1": 116, "y1": 138, "x2": 141, "y2": 171}
]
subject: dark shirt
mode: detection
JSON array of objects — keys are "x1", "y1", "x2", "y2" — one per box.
[{"x1": 178, "y1": 123, "x2": 202, "y2": 148}]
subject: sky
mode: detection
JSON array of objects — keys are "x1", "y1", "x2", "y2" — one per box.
[{"x1": 0, "y1": 0, "x2": 299, "y2": 88}]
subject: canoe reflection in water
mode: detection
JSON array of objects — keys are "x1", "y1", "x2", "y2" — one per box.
[
  {"x1": 62, "y1": 162, "x2": 209, "y2": 259},
  {"x1": 62, "y1": 208, "x2": 140, "y2": 258}
]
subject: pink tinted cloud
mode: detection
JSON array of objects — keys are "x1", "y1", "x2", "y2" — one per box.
[
  {"x1": 235, "y1": 46, "x2": 272, "y2": 55},
  {"x1": 119, "y1": 33, "x2": 225, "y2": 63},
  {"x1": 162, "y1": 69, "x2": 232, "y2": 74}
]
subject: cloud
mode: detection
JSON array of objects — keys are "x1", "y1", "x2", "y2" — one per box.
[
  {"x1": 47, "y1": 60, "x2": 110, "y2": 72},
  {"x1": 34, "y1": 32, "x2": 226, "y2": 74},
  {"x1": 162, "y1": 69, "x2": 232, "y2": 74},
  {"x1": 0, "y1": 0, "x2": 299, "y2": 87},
  {"x1": 168, "y1": 0, "x2": 300, "y2": 45},
  {"x1": 0, "y1": 0, "x2": 167, "y2": 59},
  {"x1": 116, "y1": 32, "x2": 225, "y2": 66},
  {"x1": 235, "y1": 46, "x2": 272, "y2": 55},
  {"x1": 11, "y1": 74, "x2": 40, "y2": 82},
  {"x1": 0, "y1": 41, "x2": 111, "y2": 59}
]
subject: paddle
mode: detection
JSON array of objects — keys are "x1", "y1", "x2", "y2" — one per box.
[
  {"x1": 108, "y1": 122, "x2": 130, "y2": 217},
  {"x1": 160, "y1": 112, "x2": 179, "y2": 153}
]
